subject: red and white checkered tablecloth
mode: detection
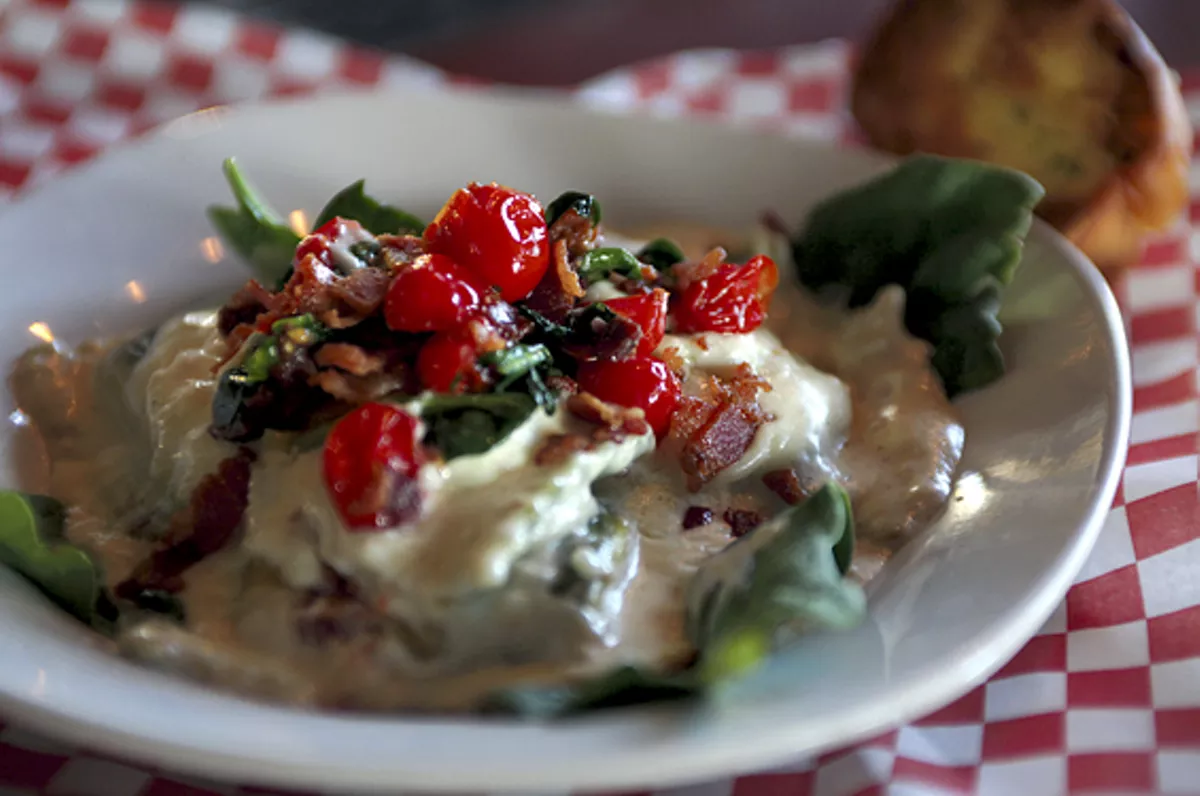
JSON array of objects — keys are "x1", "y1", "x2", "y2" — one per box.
[{"x1": 1, "y1": 1, "x2": 1198, "y2": 794}]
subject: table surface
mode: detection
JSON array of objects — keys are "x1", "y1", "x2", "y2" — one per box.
[
  {"x1": 205, "y1": 0, "x2": 1200, "y2": 85},
  {"x1": 0, "y1": 1, "x2": 1197, "y2": 794}
]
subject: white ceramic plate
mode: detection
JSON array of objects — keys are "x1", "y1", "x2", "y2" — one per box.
[{"x1": 0, "y1": 89, "x2": 1130, "y2": 793}]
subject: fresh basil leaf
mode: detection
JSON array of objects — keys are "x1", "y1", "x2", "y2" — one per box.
[
  {"x1": 637, "y1": 238, "x2": 685, "y2": 271},
  {"x1": 0, "y1": 491, "x2": 111, "y2": 627},
  {"x1": 545, "y1": 191, "x2": 602, "y2": 227},
  {"x1": 313, "y1": 179, "x2": 425, "y2": 235},
  {"x1": 578, "y1": 247, "x2": 642, "y2": 284},
  {"x1": 207, "y1": 158, "x2": 301, "y2": 289},
  {"x1": 791, "y1": 155, "x2": 1044, "y2": 397},
  {"x1": 486, "y1": 665, "x2": 699, "y2": 719},
  {"x1": 687, "y1": 482, "x2": 865, "y2": 684}
]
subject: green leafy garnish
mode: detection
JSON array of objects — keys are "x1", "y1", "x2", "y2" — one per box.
[
  {"x1": 636, "y1": 237, "x2": 685, "y2": 271},
  {"x1": 417, "y1": 393, "x2": 539, "y2": 461},
  {"x1": 207, "y1": 158, "x2": 301, "y2": 288},
  {"x1": 312, "y1": 179, "x2": 425, "y2": 235},
  {"x1": 578, "y1": 247, "x2": 643, "y2": 284},
  {"x1": 791, "y1": 155, "x2": 1044, "y2": 397},
  {"x1": 688, "y1": 482, "x2": 864, "y2": 685},
  {"x1": 490, "y1": 483, "x2": 864, "y2": 717},
  {"x1": 545, "y1": 191, "x2": 602, "y2": 227},
  {"x1": 0, "y1": 491, "x2": 111, "y2": 627}
]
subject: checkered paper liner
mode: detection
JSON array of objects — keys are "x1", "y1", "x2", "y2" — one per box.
[{"x1": 0, "y1": 1, "x2": 1197, "y2": 793}]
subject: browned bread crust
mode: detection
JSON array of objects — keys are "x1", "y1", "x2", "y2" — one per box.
[{"x1": 851, "y1": 0, "x2": 1192, "y2": 271}]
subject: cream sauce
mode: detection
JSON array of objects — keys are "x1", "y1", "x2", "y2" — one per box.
[{"x1": 8, "y1": 224, "x2": 964, "y2": 711}]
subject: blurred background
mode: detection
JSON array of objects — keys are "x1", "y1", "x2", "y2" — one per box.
[{"x1": 204, "y1": 0, "x2": 1197, "y2": 85}]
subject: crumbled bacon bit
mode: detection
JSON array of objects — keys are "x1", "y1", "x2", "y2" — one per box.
[
  {"x1": 534, "y1": 433, "x2": 591, "y2": 466},
  {"x1": 723, "y1": 508, "x2": 764, "y2": 538},
  {"x1": 763, "y1": 468, "x2": 812, "y2": 505},
  {"x1": 311, "y1": 369, "x2": 407, "y2": 404},
  {"x1": 116, "y1": 449, "x2": 256, "y2": 598},
  {"x1": 672, "y1": 364, "x2": 773, "y2": 491},
  {"x1": 682, "y1": 506, "x2": 714, "y2": 530},
  {"x1": 694, "y1": 335, "x2": 710, "y2": 351},
  {"x1": 549, "y1": 208, "x2": 598, "y2": 258},
  {"x1": 560, "y1": 305, "x2": 642, "y2": 362},
  {"x1": 657, "y1": 346, "x2": 687, "y2": 379},
  {"x1": 524, "y1": 239, "x2": 584, "y2": 321},
  {"x1": 314, "y1": 343, "x2": 386, "y2": 377},
  {"x1": 319, "y1": 268, "x2": 391, "y2": 328},
  {"x1": 567, "y1": 392, "x2": 651, "y2": 437},
  {"x1": 376, "y1": 234, "x2": 425, "y2": 269},
  {"x1": 217, "y1": 280, "x2": 272, "y2": 337},
  {"x1": 671, "y1": 246, "x2": 726, "y2": 291}
]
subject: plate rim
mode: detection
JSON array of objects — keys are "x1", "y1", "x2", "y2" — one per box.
[{"x1": 0, "y1": 87, "x2": 1132, "y2": 792}]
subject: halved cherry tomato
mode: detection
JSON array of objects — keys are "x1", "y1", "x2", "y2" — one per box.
[
  {"x1": 604, "y1": 288, "x2": 669, "y2": 357},
  {"x1": 416, "y1": 317, "x2": 506, "y2": 393},
  {"x1": 384, "y1": 253, "x2": 487, "y2": 333},
  {"x1": 323, "y1": 402, "x2": 425, "y2": 531},
  {"x1": 424, "y1": 182, "x2": 549, "y2": 302},
  {"x1": 673, "y1": 255, "x2": 779, "y2": 334},
  {"x1": 576, "y1": 356, "x2": 681, "y2": 439}
]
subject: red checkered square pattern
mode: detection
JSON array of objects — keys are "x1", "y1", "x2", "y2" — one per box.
[{"x1": 0, "y1": 1, "x2": 1198, "y2": 793}]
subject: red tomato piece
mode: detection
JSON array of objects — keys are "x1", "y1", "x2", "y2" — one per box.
[
  {"x1": 673, "y1": 255, "x2": 779, "y2": 334},
  {"x1": 416, "y1": 318, "x2": 504, "y2": 393},
  {"x1": 603, "y1": 289, "x2": 669, "y2": 357},
  {"x1": 384, "y1": 253, "x2": 486, "y2": 333},
  {"x1": 576, "y1": 356, "x2": 681, "y2": 439},
  {"x1": 424, "y1": 182, "x2": 549, "y2": 302},
  {"x1": 322, "y1": 402, "x2": 425, "y2": 531}
]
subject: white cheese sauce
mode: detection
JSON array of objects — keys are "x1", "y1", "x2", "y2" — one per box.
[{"x1": 8, "y1": 223, "x2": 964, "y2": 711}]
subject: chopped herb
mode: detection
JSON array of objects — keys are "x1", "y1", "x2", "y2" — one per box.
[{"x1": 578, "y1": 247, "x2": 642, "y2": 284}]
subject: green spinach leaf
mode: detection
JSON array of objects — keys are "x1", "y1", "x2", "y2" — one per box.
[
  {"x1": 545, "y1": 191, "x2": 602, "y2": 227},
  {"x1": 0, "y1": 491, "x2": 112, "y2": 628},
  {"x1": 207, "y1": 158, "x2": 301, "y2": 289},
  {"x1": 687, "y1": 482, "x2": 865, "y2": 684},
  {"x1": 312, "y1": 179, "x2": 425, "y2": 235},
  {"x1": 791, "y1": 155, "x2": 1044, "y2": 397},
  {"x1": 636, "y1": 237, "x2": 685, "y2": 271},
  {"x1": 417, "y1": 392, "x2": 539, "y2": 461},
  {"x1": 490, "y1": 482, "x2": 864, "y2": 717}
]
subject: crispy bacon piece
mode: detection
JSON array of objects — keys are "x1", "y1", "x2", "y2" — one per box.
[
  {"x1": 376, "y1": 234, "x2": 425, "y2": 270},
  {"x1": 524, "y1": 239, "x2": 584, "y2": 321},
  {"x1": 217, "y1": 280, "x2": 273, "y2": 337},
  {"x1": 762, "y1": 468, "x2": 813, "y2": 505},
  {"x1": 534, "y1": 433, "x2": 592, "y2": 466},
  {"x1": 670, "y1": 246, "x2": 726, "y2": 291},
  {"x1": 550, "y1": 208, "x2": 599, "y2": 258},
  {"x1": 314, "y1": 343, "x2": 386, "y2": 377},
  {"x1": 116, "y1": 449, "x2": 256, "y2": 597},
  {"x1": 319, "y1": 268, "x2": 391, "y2": 328},
  {"x1": 672, "y1": 364, "x2": 773, "y2": 491},
  {"x1": 311, "y1": 369, "x2": 407, "y2": 404},
  {"x1": 567, "y1": 392, "x2": 651, "y2": 437},
  {"x1": 723, "y1": 508, "x2": 765, "y2": 538}
]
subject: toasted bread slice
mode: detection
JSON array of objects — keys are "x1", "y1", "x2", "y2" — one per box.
[{"x1": 850, "y1": 0, "x2": 1192, "y2": 271}]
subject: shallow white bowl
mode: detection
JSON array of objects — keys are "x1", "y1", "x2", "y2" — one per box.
[{"x1": 0, "y1": 89, "x2": 1130, "y2": 793}]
